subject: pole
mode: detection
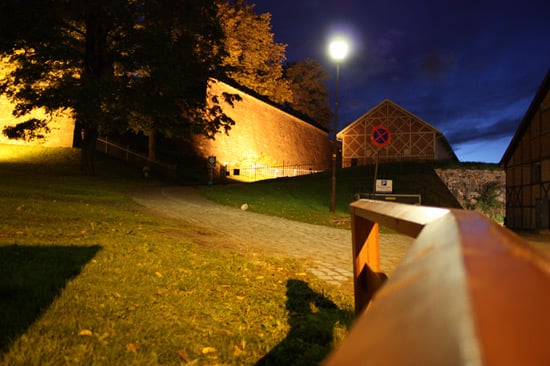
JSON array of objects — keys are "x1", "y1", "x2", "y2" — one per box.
[
  {"x1": 372, "y1": 149, "x2": 380, "y2": 194},
  {"x1": 330, "y1": 62, "x2": 340, "y2": 213}
]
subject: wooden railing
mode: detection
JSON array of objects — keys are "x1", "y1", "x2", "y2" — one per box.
[{"x1": 324, "y1": 199, "x2": 550, "y2": 365}]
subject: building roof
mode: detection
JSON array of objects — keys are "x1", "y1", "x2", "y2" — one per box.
[
  {"x1": 336, "y1": 99, "x2": 444, "y2": 138},
  {"x1": 336, "y1": 99, "x2": 457, "y2": 160},
  {"x1": 500, "y1": 69, "x2": 550, "y2": 166}
]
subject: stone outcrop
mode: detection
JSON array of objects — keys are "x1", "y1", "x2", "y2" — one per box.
[{"x1": 435, "y1": 168, "x2": 505, "y2": 220}]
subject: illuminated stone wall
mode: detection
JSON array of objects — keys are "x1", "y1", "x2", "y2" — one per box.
[
  {"x1": 194, "y1": 79, "x2": 332, "y2": 179},
  {"x1": 0, "y1": 61, "x2": 75, "y2": 147},
  {"x1": 435, "y1": 168, "x2": 505, "y2": 209},
  {"x1": 1, "y1": 70, "x2": 332, "y2": 174},
  {"x1": 0, "y1": 96, "x2": 75, "y2": 147}
]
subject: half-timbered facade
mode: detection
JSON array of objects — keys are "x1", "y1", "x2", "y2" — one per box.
[
  {"x1": 336, "y1": 99, "x2": 457, "y2": 167},
  {"x1": 501, "y1": 71, "x2": 550, "y2": 231}
]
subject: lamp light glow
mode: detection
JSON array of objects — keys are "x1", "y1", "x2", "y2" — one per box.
[{"x1": 328, "y1": 39, "x2": 350, "y2": 61}]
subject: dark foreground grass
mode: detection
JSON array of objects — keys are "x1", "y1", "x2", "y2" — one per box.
[{"x1": 0, "y1": 145, "x2": 353, "y2": 365}]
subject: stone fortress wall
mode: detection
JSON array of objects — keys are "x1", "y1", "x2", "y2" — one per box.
[
  {"x1": 0, "y1": 61, "x2": 74, "y2": 148},
  {"x1": 194, "y1": 79, "x2": 332, "y2": 178},
  {"x1": 435, "y1": 168, "x2": 505, "y2": 211},
  {"x1": 0, "y1": 98, "x2": 74, "y2": 148}
]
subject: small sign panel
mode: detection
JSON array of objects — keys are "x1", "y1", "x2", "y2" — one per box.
[
  {"x1": 207, "y1": 155, "x2": 216, "y2": 168},
  {"x1": 376, "y1": 179, "x2": 393, "y2": 193},
  {"x1": 371, "y1": 125, "x2": 391, "y2": 147}
]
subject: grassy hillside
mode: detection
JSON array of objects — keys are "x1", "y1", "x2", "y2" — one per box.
[
  {"x1": 201, "y1": 161, "x2": 462, "y2": 228},
  {"x1": 0, "y1": 144, "x2": 461, "y2": 229},
  {"x1": 0, "y1": 144, "x2": 353, "y2": 365}
]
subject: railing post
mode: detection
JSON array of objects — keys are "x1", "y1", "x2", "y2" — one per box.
[
  {"x1": 351, "y1": 206, "x2": 386, "y2": 314},
  {"x1": 325, "y1": 200, "x2": 550, "y2": 366}
]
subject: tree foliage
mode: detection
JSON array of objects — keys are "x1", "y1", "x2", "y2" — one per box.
[
  {"x1": 2, "y1": 118, "x2": 50, "y2": 141},
  {"x1": 215, "y1": 0, "x2": 292, "y2": 105},
  {"x1": 0, "y1": 0, "x2": 334, "y2": 175},
  {"x1": 285, "y1": 59, "x2": 332, "y2": 129},
  {"x1": 0, "y1": 0, "x2": 235, "y2": 174},
  {"x1": 467, "y1": 181, "x2": 505, "y2": 222},
  {"x1": 216, "y1": 2, "x2": 332, "y2": 128}
]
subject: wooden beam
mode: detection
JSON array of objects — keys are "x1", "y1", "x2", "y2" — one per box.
[{"x1": 325, "y1": 201, "x2": 550, "y2": 365}]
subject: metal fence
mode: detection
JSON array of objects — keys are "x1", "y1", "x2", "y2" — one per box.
[
  {"x1": 95, "y1": 137, "x2": 177, "y2": 178},
  {"x1": 96, "y1": 137, "x2": 329, "y2": 182},
  {"x1": 223, "y1": 162, "x2": 329, "y2": 182}
]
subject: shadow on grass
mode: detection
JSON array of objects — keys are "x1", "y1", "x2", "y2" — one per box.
[
  {"x1": 256, "y1": 279, "x2": 354, "y2": 366},
  {"x1": 0, "y1": 244, "x2": 101, "y2": 353}
]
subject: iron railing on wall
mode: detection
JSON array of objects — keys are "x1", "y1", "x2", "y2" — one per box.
[
  {"x1": 224, "y1": 162, "x2": 329, "y2": 182},
  {"x1": 96, "y1": 137, "x2": 177, "y2": 178},
  {"x1": 324, "y1": 199, "x2": 550, "y2": 365}
]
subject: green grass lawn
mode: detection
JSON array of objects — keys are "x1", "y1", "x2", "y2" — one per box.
[
  {"x1": 200, "y1": 162, "x2": 462, "y2": 229},
  {"x1": 0, "y1": 145, "x2": 353, "y2": 365}
]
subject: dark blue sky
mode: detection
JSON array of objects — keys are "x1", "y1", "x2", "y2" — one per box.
[{"x1": 253, "y1": 0, "x2": 550, "y2": 163}]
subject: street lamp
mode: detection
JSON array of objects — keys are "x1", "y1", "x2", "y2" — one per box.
[{"x1": 328, "y1": 38, "x2": 349, "y2": 213}]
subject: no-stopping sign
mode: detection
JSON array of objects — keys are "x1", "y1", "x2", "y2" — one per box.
[{"x1": 371, "y1": 125, "x2": 391, "y2": 147}]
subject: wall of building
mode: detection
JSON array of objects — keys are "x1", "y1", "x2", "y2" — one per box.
[
  {"x1": 504, "y1": 91, "x2": 550, "y2": 231},
  {"x1": 194, "y1": 79, "x2": 332, "y2": 180},
  {"x1": 337, "y1": 100, "x2": 456, "y2": 168},
  {"x1": 0, "y1": 60, "x2": 74, "y2": 148},
  {"x1": 0, "y1": 95, "x2": 75, "y2": 148}
]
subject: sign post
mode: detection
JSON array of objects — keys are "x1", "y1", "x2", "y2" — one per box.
[
  {"x1": 207, "y1": 156, "x2": 216, "y2": 186},
  {"x1": 370, "y1": 126, "x2": 391, "y2": 193}
]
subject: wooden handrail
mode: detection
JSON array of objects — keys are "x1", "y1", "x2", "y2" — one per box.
[{"x1": 324, "y1": 199, "x2": 550, "y2": 366}]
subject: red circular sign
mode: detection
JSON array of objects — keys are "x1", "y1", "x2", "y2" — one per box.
[{"x1": 371, "y1": 125, "x2": 391, "y2": 147}]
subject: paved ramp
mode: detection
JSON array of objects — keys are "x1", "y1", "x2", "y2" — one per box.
[{"x1": 132, "y1": 186, "x2": 414, "y2": 288}]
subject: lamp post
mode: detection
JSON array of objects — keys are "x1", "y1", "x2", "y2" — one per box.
[{"x1": 328, "y1": 38, "x2": 349, "y2": 213}]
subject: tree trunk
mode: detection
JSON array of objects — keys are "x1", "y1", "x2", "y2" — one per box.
[
  {"x1": 148, "y1": 129, "x2": 156, "y2": 161},
  {"x1": 79, "y1": 9, "x2": 106, "y2": 176},
  {"x1": 80, "y1": 127, "x2": 98, "y2": 175},
  {"x1": 72, "y1": 120, "x2": 83, "y2": 148}
]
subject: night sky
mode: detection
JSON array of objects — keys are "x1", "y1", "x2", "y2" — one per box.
[{"x1": 253, "y1": 1, "x2": 550, "y2": 163}]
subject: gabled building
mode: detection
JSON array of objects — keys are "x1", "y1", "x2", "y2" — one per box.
[
  {"x1": 500, "y1": 70, "x2": 550, "y2": 231},
  {"x1": 336, "y1": 99, "x2": 457, "y2": 167}
]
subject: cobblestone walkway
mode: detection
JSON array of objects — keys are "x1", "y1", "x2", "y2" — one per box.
[{"x1": 132, "y1": 186, "x2": 414, "y2": 289}]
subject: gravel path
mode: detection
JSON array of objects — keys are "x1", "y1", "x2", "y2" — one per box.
[{"x1": 131, "y1": 186, "x2": 414, "y2": 289}]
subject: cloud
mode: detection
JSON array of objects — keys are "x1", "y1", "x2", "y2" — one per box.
[
  {"x1": 373, "y1": 29, "x2": 405, "y2": 60},
  {"x1": 445, "y1": 116, "x2": 520, "y2": 145},
  {"x1": 418, "y1": 51, "x2": 456, "y2": 82}
]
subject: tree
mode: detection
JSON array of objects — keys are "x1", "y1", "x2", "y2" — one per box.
[
  {"x1": 284, "y1": 59, "x2": 332, "y2": 129},
  {"x1": 0, "y1": 0, "x2": 236, "y2": 174},
  {"x1": 467, "y1": 181, "x2": 505, "y2": 222},
  {"x1": 215, "y1": 0, "x2": 292, "y2": 105}
]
